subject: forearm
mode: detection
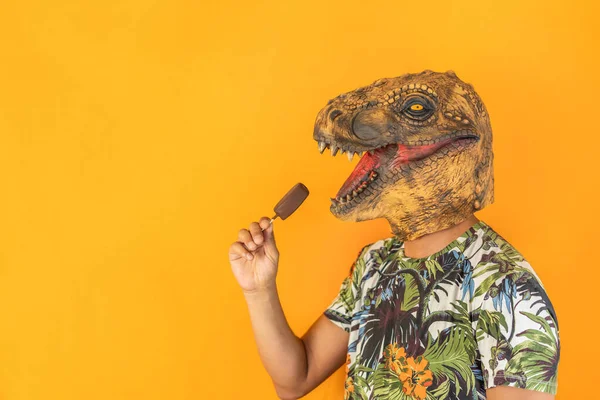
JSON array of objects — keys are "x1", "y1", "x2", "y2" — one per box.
[{"x1": 244, "y1": 285, "x2": 308, "y2": 394}]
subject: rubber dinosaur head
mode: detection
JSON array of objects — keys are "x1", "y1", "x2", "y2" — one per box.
[{"x1": 313, "y1": 70, "x2": 494, "y2": 240}]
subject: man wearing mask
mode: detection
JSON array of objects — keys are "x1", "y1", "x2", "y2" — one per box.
[{"x1": 229, "y1": 70, "x2": 559, "y2": 400}]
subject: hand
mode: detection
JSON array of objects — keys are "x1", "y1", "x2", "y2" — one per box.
[{"x1": 229, "y1": 217, "x2": 280, "y2": 294}]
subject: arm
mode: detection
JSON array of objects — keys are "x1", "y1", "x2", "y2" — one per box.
[
  {"x1": 487, "y1": 387, "x2": 554, "y2": 400},
  {"x1": 229, "y1": 217, "x2": 349, "y2": 399},
  {"x1": 245, "y1": 292, "x2": 348, "y2": 399}
]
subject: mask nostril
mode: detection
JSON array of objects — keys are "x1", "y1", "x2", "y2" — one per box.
[
  {"x1": 329, "y1": 109, "x2": 343, "y2": 122},
  {"x1": 352, "y1": 109, "x2": 392, "y2": 140}
]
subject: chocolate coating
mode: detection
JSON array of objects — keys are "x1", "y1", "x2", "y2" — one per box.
[{"x1": 273, "y1": 183, "x2": 309, "y2": 220}]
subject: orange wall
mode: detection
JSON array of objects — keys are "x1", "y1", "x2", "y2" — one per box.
[{"x1": 0, "y1": 1, "x2": 596, "y2": 399}]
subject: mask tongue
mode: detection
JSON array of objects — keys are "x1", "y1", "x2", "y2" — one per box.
[
  {"x1": 390, "y1": 139, "x2": 454, "y2": 169},
  {"x1": 335, "y1": 139, "x2": 457, "y2": 198},
  {"x1": 336, "y1": 150, "x2": 381, "y2": 198}
]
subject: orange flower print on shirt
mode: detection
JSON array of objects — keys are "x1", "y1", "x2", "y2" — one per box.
[
  {"x1": 344, "y1": 354, "x2": 354, "y2": 400},
  {"x1": 398, "y1": 355, "x2": 433, "y2": 400},
  {"x1": 344, "y1": 376, "x2": 354, "y2": 400},
  {"x1": 384, "y1": 343, "x2": 407, "y2": 375}
]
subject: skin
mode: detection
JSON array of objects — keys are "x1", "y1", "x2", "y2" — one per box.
[{"x1": 229, "y1": 216, "x2": 554, "y2": 399}]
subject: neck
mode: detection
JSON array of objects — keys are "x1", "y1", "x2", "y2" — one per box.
[{"x1": 402, "y1": 214, "x2": 480, "y2": 258}]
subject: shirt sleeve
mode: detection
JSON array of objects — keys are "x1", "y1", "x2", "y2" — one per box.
[
  {"x1": 474, "y1": 267, "x2": 560, "y2": 395},
  {"x1": 324, "y1": 243, "x2": 372, "y2": 332}
]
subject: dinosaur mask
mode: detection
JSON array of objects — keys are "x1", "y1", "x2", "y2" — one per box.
[{"x1": 313, "y1": 70, "x2": 494, "y2": 240}]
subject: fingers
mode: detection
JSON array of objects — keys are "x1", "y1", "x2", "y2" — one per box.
[
  {"x1": 258, "y1": 217, "x2": 276, "y2": 245},
  {"x1": 238, "y1": 228, "x2": 257, "y2": 251},
  {"x1": 229, "y1": 242, "x2": 253, "y2": 261},
  {"x1": 237, "y1": 217, "x2": 271, "y2": 252},
  {"x1": 249, "y1": 222, "x2": 263, "y2": 245},
  {"x1": 259, "y1": 217, "x2": 270, "y2": 231}
]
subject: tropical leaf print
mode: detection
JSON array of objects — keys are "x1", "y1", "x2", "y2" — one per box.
[
  {"x1": 341, "y1": 246, "x2": 371, "y2": 313},
  {"x1": 423, "y1": 326, "x2": 476, "y2": 397},
  {"x1": 345, "y1": 354, "x2": 371, "y2": 400},
  {"x1": 324, "y1": 222, "x2": 559, "y2": 399},
  {"x1": 475, "y1": 309, "x2": 508, "y2": 341},
  {"x1": 479, "y1": 230, "x2": 524, "y2": 264},
  {"x1": 514, "y1": 273, "x2": 557, "y2": 320},
  {"x1": 502, "y1": 312, "x2": 560, "y2": 393},
  {"x1": 355, "y1": 269, "x2": 421, "y2": 369}
]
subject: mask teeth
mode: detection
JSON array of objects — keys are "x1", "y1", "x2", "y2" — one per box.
[
  {"x1": 332, "y1": 171, "x2": 379, "y2": 205},
  {"x1": 316, "y1": 140, "x2": 369, "y2": 162},
  {"x1": 318, "y1": 141, "x2": 327, "y2": 154}
]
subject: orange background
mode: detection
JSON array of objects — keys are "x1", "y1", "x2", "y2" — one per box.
[{"x1": 0, "y1": 1, "x2": 596, "y2": 399}]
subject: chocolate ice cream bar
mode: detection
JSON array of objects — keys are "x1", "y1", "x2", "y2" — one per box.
[{"x1": 272, "y1": 183, "x2": 309, "y2": 221}]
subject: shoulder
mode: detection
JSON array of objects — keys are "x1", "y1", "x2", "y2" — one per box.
[
  {"x1": 469, "y1": 222, "x2": 540, "y2": 283},
  {"x1": 356, "y1": 236, "x2": 403, "y2": 268},
  {"x1": 360, "y1": 236, "x2": 402, "y2": 262},
  {"x1": 469, "y1": 223, "x2": 557, "y2": 320},
  {"x1": 325, "y1": 237, "x2": 398, "y2": 322},
  {"x1": 348, "y1": 236, "x2": 401, "y2": 284}
]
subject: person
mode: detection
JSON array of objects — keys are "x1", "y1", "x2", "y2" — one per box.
[{"x1": 228, "y1": 70, "x2": 559, "y2": 399}]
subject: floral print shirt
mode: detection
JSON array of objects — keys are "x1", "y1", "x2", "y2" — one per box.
[{"x1": 325, "y1": 220, "x2": 559, "y2": 399}]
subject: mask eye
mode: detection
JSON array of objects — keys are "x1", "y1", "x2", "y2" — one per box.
[{"x1": 402, "y1": 98, "x2": 434, "y2": 120}]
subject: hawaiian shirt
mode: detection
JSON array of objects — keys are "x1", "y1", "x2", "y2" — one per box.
[{"x1": 325, "y1": 220, "x2": 559, "y2": 399}]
